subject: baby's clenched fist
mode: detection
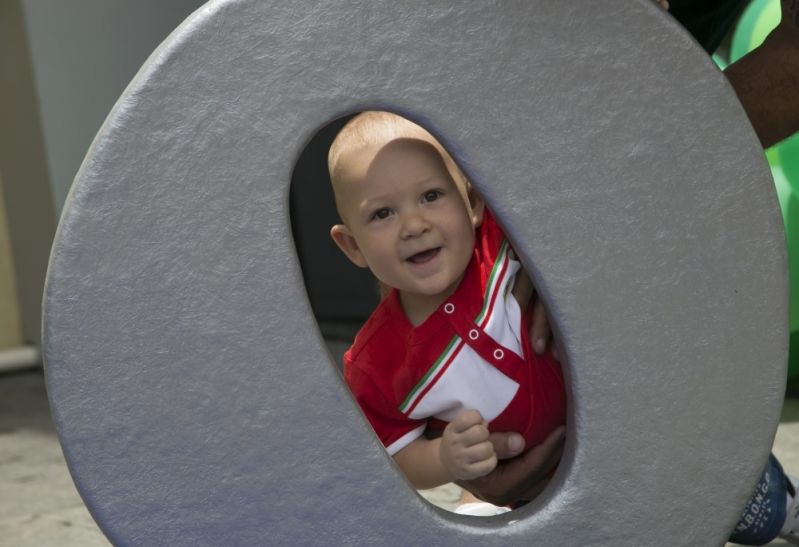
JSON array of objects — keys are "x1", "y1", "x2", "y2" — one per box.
[{"x1": 439, "y1": 409, "x2": 498, "y2": 481}]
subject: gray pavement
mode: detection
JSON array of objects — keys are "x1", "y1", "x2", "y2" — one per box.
[
  {"x1": 0, "y1": 369, "x2": 108, "y2": 547},
  {"x1": 2, "y1": 367, "x2": 798, "y2": 546}
]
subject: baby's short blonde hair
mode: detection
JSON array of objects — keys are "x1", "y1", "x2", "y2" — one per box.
[{"x1": 328, "y1": 111, "x2": 468, "y2": 199}]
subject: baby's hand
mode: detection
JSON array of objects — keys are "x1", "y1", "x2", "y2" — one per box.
[{"x1": 439, "y1": 410, "x2": 498, "y2": 481}]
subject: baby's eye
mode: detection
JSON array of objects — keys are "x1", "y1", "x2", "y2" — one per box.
[
  {"x1": 422, "y1": 190, "x2": 442, "y2": 203},
  {"x1": 371, "y1": 208, "x2": 392, "y2": 221}
]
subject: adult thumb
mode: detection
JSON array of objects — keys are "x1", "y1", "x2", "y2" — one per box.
[{"x1": 489, "y1": 431, "x2": 526, "y2": 459}]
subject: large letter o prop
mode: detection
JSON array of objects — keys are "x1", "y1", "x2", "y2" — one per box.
[{"x1": 43, "y1": 1, "x2": 787, "y2": 545}]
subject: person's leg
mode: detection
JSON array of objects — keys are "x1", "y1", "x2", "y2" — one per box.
[{"x1": 728, "y1": 454, "x2": 794, "y2": 545}]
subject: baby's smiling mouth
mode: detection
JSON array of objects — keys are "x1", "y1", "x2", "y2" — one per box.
[{"x1": 407, "y1": 247, "x2": 441, "y2": 264}]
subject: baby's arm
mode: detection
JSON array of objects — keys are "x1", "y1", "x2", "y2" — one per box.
[{"x1": 393, "y1": 410, "x2": 497, "y2": 490}]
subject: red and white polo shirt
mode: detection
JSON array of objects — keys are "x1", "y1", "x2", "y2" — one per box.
[{"x1": 344, "y1": 210, "x2": 566, "y2": 456}]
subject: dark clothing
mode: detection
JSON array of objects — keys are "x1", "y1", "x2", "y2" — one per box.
[{"x1": 669, "y1": 0, "x2": 749, "y2": 53}]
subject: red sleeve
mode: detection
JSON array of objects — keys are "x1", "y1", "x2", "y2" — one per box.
[
  {"x1": 477, "y1": 208, "x2": 507, "y2": 265},
  {"x1": 343, "y1": 350, "x2": 426, "y2": 455}
]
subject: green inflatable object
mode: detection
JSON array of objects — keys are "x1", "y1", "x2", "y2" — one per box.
[
  {"x1": 777, "y1": 135, "x2": 799, "y2": 383},
  {"x1": 727, "y1": 0, "x2": 799, "y2": 382}
]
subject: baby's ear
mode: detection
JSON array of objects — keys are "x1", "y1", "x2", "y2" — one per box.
[
  {"x1": 330, "y1": 224, "x2": 369, "y2": 268},
  {"x1": 468, "y1": 186, "x2": 485, "y2": 228}
]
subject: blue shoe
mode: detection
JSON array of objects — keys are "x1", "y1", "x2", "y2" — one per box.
[
  {"x1": 778, "y1": 475, "x2": 799, "y2": 545},
  {"x1": 729, "y1": 454, "x2": 788, "y2": 545}
]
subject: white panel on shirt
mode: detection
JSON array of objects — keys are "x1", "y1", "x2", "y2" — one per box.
[
  {"x1": 483, "y1": 258, "x2": 524, "y2": 359},
  {"x1": 408, "y1": 257, "x2": 526, "y2": 423}
]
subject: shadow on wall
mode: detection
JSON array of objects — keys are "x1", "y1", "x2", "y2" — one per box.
[{"x1": 290, "y1": 114, "x2": 379, "y2": 339}]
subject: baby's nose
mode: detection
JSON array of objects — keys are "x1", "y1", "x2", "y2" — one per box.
[{"x1": 400, "y1": 212, "x2": 430, "y2": 238}]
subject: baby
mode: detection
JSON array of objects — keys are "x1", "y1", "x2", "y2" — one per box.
[{"x1": 328, "y1": 111, "x2": 566, "y2": 491}]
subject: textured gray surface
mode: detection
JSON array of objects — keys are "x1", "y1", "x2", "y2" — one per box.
[
  {"x1": 6, "y1": 369, "x2": 799, "y2": 547},
  {"x1": 43, "y1": 1, "x2": 787, "y2": 545}
]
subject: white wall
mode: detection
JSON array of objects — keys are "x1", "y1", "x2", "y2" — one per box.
[{"x1": 21, "y1": 0, "x2": 208, "y2": 212}]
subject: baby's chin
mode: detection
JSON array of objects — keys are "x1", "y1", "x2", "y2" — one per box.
[{"x1": 400, "y1": 278, "x2": 463, "y2": 301}]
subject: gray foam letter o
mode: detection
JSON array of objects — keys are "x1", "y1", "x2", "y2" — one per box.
[{"x1": 43, "y1": 1, "x2": 788, "y2": 545}]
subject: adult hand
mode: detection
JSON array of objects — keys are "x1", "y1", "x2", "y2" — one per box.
[
  {"x1": 456, "y1": 426, "x2": 566, "y2": 506},
  {"x1": 529, "y1": 292, "x2": 559, "y2": 361},
  {"x1": 723, "y1": 0, "x2": 799, "y2": 148}
]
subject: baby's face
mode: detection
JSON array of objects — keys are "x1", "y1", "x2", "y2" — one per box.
[{"x1": 332, "y1": 139, "x2": 482, "y2": 301}]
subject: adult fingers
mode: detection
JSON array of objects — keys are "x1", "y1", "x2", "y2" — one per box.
[
  {"x1": 501, "y1": 426, "x2": 565, "y2": 493},
  {"x1": 529, "y1": 295, "x2": 551, "y2": 355},
  {"x1": 513, "y1": 433, "x2": 566, "y2": 501},
  {"x1": 488, "y1": 431, "x2": 526, "y2": 459},
  {"x1": 460, "y1": 426, "x2": 566, "y2": 505}
]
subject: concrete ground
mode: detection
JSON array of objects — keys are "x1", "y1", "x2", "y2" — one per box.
[{"x1": 2, "y1": 366, "x2": 799, "y2": 546}]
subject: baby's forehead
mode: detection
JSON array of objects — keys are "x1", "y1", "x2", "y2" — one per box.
[
  {"x1": 343, "y1": 134, "x2": 449, "y2": 171},
  {"x1": 329, "y1": 115, "x2": 471, "y2": 207},
  {"x1": 331, "y1": 136, "x2": 471, "y2": 222},
  {"x1": 341, "y1": 139, "x2": 461, "y2": 197}
]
